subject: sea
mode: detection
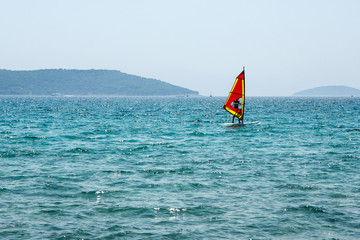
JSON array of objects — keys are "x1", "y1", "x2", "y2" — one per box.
[{"x1": 0, "y1": 96, "x2": 359, "y2": 239}]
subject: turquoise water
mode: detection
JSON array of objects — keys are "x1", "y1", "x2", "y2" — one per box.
[{"x1": 0, "y1": 96, "x2": 359, "y2": 239}]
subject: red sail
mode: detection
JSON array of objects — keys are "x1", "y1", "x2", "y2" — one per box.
[{"x1": 223, "y1": 71, "x2": 245, "y2": 120}]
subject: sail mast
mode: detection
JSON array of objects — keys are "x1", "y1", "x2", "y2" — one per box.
[{"x1": 242, "y1": 66, "x2": 245, "y2": 121}]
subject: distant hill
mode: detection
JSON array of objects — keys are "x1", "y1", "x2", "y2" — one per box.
[
  {"x1": 0, "y1": 69, "x2": 198, "y2": 96},
  {"x1": 293, "y1": 85, "x2": 360, "y2": 97}
]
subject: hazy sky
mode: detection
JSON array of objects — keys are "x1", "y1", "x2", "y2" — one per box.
[{"x1": 1, "y1": 0, "x2": 359, "y2": 96}]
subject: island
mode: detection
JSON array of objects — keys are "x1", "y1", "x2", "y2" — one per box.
[
  {"x1": 293, "y1": 85, "x2": 360, "y2": 97},
  {"x1": 0, "y1": 69, "x2": 199, "y2": 96}
]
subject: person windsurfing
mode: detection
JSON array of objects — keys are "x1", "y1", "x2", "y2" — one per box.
[
  {"x1": 223, "y1": 68, "x2": 246, "y2": 124},
  {"x1": 232, "y1": 99, "x2": 242, "y2": 123}
]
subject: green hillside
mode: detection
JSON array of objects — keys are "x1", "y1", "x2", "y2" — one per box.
[{"x1": 0, "y1": 69, "x2": 198, "y2": 96}]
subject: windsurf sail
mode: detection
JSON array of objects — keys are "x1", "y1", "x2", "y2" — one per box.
[{"x1": 223, "y1": 67, "x2": 245, "y2": 121}]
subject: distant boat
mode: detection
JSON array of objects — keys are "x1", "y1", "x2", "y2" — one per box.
[{"x1": 210, "y1": 93, "x2": 212, "y2": 97}]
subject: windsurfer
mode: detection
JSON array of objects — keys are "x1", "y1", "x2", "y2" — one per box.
[
  {"x1": 232, "y1": 99, "x2": 242, "y2": 123},
  {"x1": 224, "y1": 70, "x2": 245, "y2": 124}
]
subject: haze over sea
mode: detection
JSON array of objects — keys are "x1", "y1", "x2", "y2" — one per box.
[{"x1": 0, "y1": 96, "x2": 359, "y2": 239}]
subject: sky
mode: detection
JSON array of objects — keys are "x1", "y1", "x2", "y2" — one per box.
[{"x1": 1, "y1": 0, "x2": 359, "y2": 96}]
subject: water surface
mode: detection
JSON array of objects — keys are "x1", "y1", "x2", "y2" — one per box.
[{"x1": 0, "y1": 96, "x2": 359, "y2": 239}]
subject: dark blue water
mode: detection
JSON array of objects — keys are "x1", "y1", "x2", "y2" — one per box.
[{"x1": 0, "y1": 96, "x2": 359, "y2": 239}]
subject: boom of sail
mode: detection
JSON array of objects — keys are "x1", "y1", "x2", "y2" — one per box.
[{"x1": 223, "y1": 69, "x2": 245, "y2": 121}]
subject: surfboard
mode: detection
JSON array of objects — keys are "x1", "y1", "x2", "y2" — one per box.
[{"x1": 222, "y1": 121, "x2": 260, "y2": 127}]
